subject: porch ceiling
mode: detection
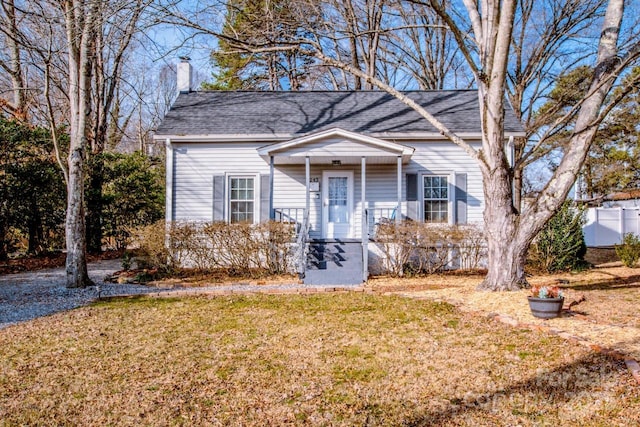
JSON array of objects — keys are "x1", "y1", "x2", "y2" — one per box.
[{"x1": 258, "y1": 127, "x2": 414, "y2": 165}]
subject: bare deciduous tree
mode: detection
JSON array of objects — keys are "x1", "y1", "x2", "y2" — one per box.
[
  {"x1": 85, "y1": 0, "x2": 151, "y2": 253},
  {"x1": 0, "y1": 0, "x2": 164, "y2": 287},
  {"x1": 384, "y1": 1, "x2": 468, "y2": 90},
  {"x1": 507, "y1": 0, "x2": 608, "y2": 210},
  {"x1": 0, "y1": 0, "x2": 28, "y2": 118},
  {"x1": 424, "y1": 0, "x2": 638, "y2": 290},
  {"x1": 62, "y1": 0, "x2": 100, "y2": 287}
]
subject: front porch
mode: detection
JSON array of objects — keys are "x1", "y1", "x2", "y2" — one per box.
[
  {"x1": 259, "y1": 128, "x2": 415, "y2": 284},
  {"x1": 274, "y1": 205, "x2": 404, "y2": 286}
]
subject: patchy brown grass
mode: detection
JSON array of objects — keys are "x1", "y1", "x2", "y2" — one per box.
[
  {"x1": 109, "y1": 268, "x2": 299, "y2": 287},
  {"x1": 0, "y1": 293, "x2": 638, "y2": 426},
  {"x1": 150, "y1": 271, "x2": 300, "y2": 288},
  {"x1": 556, "y1": 266, "x2": 640, "y2": 328},
  {"x1": 368, "y1": 270, "x2": 487, "y2": 292},
  {"x1": 374, "y1": 265, "x2": 640, "y2": 360}
]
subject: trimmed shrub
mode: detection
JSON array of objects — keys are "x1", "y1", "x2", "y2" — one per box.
[
  {"x1": 528, "y1": 202, "x2": 587, "y2": 273},
  {"x1": 129, "y1": 220, "x2": 295, "y2": 276},
  {"x1": 127, "y1": 220, "x2": 174, "y2": 272},
  {"x1": 376, "y1": 221, "x2": 416, "y2": 276},
  {"x1": 375, "y1": 221, "x2": 486, "y2": 276},
  {"x1": 456, "y1": 224, "x2": 487, "y2": 270},
  {"x1": 615, "y1": 233, "x2": 640, "y2": 268}
]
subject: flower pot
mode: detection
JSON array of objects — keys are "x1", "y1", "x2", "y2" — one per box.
[{"x1": 527, "y1": 296, "x2": 564, "y2": 319}]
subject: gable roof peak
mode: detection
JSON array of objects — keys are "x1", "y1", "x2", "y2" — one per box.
[{"x1": 257, "y1": 127, "x2": 414, "y2": 157}]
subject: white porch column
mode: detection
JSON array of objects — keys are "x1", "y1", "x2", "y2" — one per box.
[
  {"x1": 305, "y1": 156, "x2": 310, "y2": 218},
  {"x1": 361, "y1": 156, "x2": 368, "y2": 282},
  {"x1": 269, "y1": 155, "x2": 275, "y2": 220},
  {"x1": 396, "y1": 156, "x2": 402, "y2": 224}
]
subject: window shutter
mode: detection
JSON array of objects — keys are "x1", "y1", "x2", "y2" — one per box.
[
  {"x1": 260, "y1": 174, "x2": 271, "y2": 222},
  {"x1": 455, "y1": 173, "x2": 467, "y2": 224},
  {"x1": 212, "y1": 174, "x2": 225, "y2": 221},
  {"x1": 406, "y1": 173, "x2": 418, "y2": 201},
  {"x1": 406, "y1": 173, "x2": 418, "y2": 220}
]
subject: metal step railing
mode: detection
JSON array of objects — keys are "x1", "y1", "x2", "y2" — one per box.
[{"x1": 294, "y1": 210, "x2": 310, "y2": 278}]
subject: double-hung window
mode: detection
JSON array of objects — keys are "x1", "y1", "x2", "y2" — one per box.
[
  {"x1": 229, "y1": 176, "x2": 255, "y2": 223},
  {"x1": 423, "y1": 175, "x2": 448, "y2": 223}
]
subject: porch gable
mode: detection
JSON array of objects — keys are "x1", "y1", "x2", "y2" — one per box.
[{"x1": 257, "y1": 128, "x2": 414, "y2": 165}]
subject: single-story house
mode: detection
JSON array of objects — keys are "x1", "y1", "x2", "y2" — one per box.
[{"x1": 154, "y1": 61, "x2": 525, "y2": 285}]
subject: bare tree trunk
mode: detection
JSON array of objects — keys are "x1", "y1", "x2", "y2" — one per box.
[
  {"x1": 475, "y1": 0, "x2": 624, "y2": 291},
  {"x1": 66, "y1": 146, "x2": 91, "y2": 287},
  {"x1": 27, "y1": 196, "x2": 43, "y2": 254},
  {"x1": 82, "y1": 0, "x2": 145, "y2": 254},
  {"x1": 64, "y1": 0, "x2": 97, "y2": 288},
  {"x1": 343, "y1": 0, "x2": 362, "y2": 90},
  {"x1": 484, "y1": 224, "x2": 529, "y2": 290},
  {"x1": 1, "y1": 0, "x2": 26, "y2": 118},
  {"x1": 584, "y1": 161, "x2": 595, "y2": 199},
  {"x1": 512, "y1": 136, "x2": 525, "y2": 212},
  {"x1": 0, "y1": 142, "x2": 8, "y2": 260},
  {"x1": 364, "y1": 0, "x2": 383, "y2": 89},
  {"x1": 479, "y1": 166, "x2": 529, "y2": 290},
  {"x1": 86, "y1": 159, "x2": 104, "y2": 253},
  {"x1": 86, "y1": 17, "x2": 104, "y2": 254}
]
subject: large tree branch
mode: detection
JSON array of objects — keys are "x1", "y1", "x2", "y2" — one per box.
[
  {"x1": 525, "y1": 49, "x2": 639, "y2": 164},
  {"x1": 424, "y1": 0, "x2": 482, "y2": 80},
  {"x1": 520, "y1": 0, "x2": 626, "y2": 240},
  {"x1": 308, "y1": 48, "x2": 480, "y2": 162}
]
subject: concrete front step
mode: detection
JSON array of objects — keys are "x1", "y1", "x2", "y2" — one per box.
[
  {"x1": 303, "y1": 269, "x2": 364, "y2": 285},
  {"x1": 303, "y1": 241, "x2": 364, "y2": 285}
]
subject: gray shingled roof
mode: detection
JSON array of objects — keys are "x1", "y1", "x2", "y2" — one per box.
[{"x1": 155, "y1": 90, "x2": 524, "y2": 137}]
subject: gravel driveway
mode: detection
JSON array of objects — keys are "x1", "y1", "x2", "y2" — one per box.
[
  {"x1": 0, "y1": 259, "x2": 156, "y2": 329},
  {"x1": 0, "y1": 260, "x2": 341, "y2": 330}
]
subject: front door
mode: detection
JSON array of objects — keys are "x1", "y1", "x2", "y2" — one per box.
[{"x1": 322, "y1": 171, "x2": 353, "y2": 239}]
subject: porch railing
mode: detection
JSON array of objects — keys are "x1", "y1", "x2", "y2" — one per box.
[
  {"x1": 274, "y1": 208, "x2": 305, "y2": 229},
  {"x1": 293, "y1": 209, "x2": 310, "y2": 278},
  {"x1": 365, "y1": 206, "x2": 398, "y2": 238},
  {"x1": 273, "y1": 207, "x2": 309, "y2": 278}
]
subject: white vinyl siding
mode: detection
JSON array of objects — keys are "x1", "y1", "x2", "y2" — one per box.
[
  {"x1": 281, "y1": 137, "x2": 400, "y2": 157},
  {"x1": 169, "y1": 140, "x2": 484, "y2": 233},
  {"x1": 172, "y1": 143, "x2": 268, "y2": 221},
  {"x1": 405, "y1": 141, "x2": 483, "y2": 224}
]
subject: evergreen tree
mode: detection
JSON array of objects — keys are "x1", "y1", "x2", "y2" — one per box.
[
  {"x1": 205, "y1": 0, "x2": 316, "y2": 90},
  {"x1": 101, "y1": 151, "x2": 165, "y2": 250},
  {"x1": 532, "y1": 66, "x2": 640, "y2": 199},
  {"x1": 0, "y1": 117, "x2": 66, "y2": 258},
  {"x1": 529, "y1": 202, "x2": 587, "y2": 272},
  {"x1": 583, "y1": 67, "x2": 640, "y2": 198}
]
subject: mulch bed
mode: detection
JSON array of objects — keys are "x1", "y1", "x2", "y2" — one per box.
[{"x1": 0, "y1": 250, "x2": 124, "y2": 275}]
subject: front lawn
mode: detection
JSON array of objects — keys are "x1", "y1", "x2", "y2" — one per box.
[
  {"x1": 371, "y1": 265, "x2": 640, "y2": 359},
  {"x1": 0, "y1": 293, "x2": 637, "y2": 425}
]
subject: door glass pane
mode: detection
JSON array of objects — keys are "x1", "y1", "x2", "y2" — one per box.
[{"x1": 328, "y1": 177, "x2": 348, "y2": 223}]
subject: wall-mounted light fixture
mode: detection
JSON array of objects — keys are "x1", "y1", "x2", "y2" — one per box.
[{"x1": 332, "y1": 160, "x2": 341, "y2": 166}]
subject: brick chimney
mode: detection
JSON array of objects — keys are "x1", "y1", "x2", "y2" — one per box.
[{"x1": 177, "y1": 57, "x2": 192, "y2": 93}]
